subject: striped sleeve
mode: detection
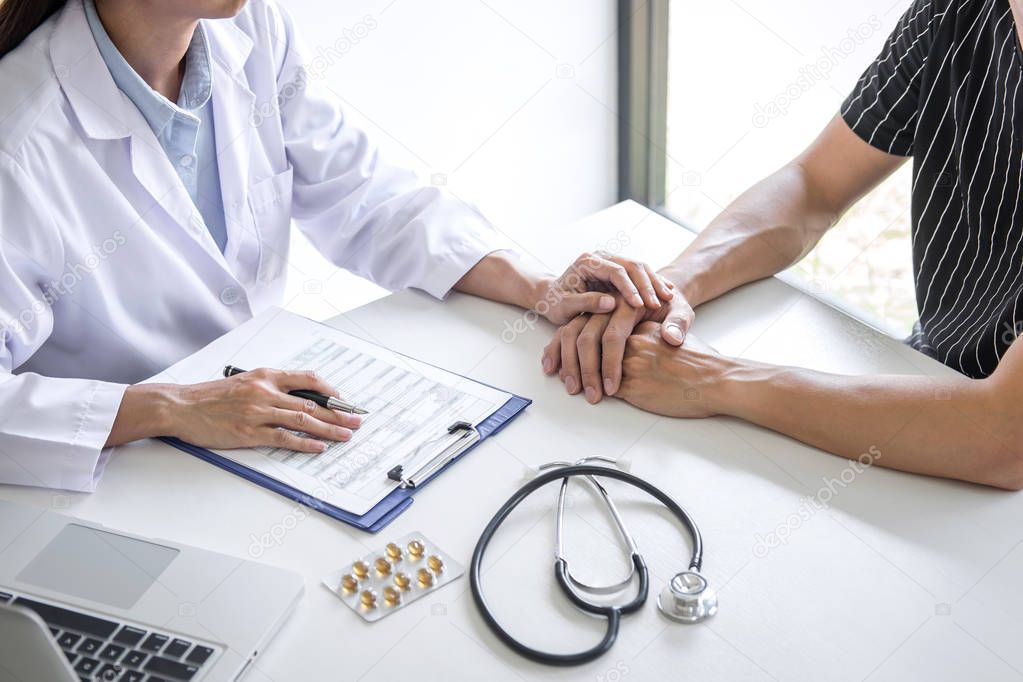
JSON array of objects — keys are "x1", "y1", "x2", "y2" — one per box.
[{"x1": 841, "y1": 0, "x2": 938, "y2": 156}]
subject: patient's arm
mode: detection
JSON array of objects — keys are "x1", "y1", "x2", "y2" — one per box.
[
  {"x1": 618, "y1": 324, "x2": 1023, "y2": 490},
  {"x1": 660, "y1": 114, "x2": 906, "y2": 311}
]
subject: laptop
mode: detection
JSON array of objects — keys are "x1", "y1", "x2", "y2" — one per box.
[{"x1": 0, "y1": 499, "x2": 303, "y2": 681}]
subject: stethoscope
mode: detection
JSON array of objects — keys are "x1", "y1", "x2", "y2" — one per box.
[{"x1": 469, "y1": 457, "x2": 717, "y2": 666}]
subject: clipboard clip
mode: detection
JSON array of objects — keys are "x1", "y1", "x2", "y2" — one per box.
[{"x1": 387, "y1": 421, "x2": 479, "y2": 489}]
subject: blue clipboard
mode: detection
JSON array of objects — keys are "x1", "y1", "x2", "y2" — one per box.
[{"x1": 160, "y1": 393, "x2": 530, "y2": 533}]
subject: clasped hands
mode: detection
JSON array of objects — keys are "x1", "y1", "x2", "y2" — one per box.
[{"x1": 539, "y1": 253, "x2": 726, "y2": 419}]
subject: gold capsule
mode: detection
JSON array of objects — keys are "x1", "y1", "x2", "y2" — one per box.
[
  {"x1": 352, "y1": 560, "x2": 369, "y2": 579},
  {"x1": 374, "y1": 556, "x2": 392, "y2": 576},
  {"x1": 385, "y1": 542, "x2": 403, "y2": 560},
  {"x1": 417, "y1": 567, "x2": 434, "y2": 588},
  {"x1": 393, "y1": 572, "x2": 411, "y2": 591},
  {"x1": 383, "y1": 586, "x2": 401, "y2": 607},
  {"x1": 427, "y1": 555, "x2": 444, "y2": 574},
  {"x1": 340, "y1": 573, "x2": 359, "y2": 594},
  {"x1": 359, "y1": 588, "x2": 377, "y2": 609},
  {"x1": 407, "y1": 539, "x2": 425, "y2": 558}
]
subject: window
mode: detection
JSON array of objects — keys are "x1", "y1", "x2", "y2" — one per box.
[{"x1": 631, "y1": 1, "x2": 917, "y2": 334}]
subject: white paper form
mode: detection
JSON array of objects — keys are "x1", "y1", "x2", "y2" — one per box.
[{"x1": 147, "y1": 307, "x2": 512, "y2": 515}]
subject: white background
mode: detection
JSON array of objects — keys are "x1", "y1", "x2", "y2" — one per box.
[
  {"x1": 279, "y1": 0, "x2": 921, "y2": 334},
  {"x1": 280, "y1": 0, "x2": 621, "y2": 320}
]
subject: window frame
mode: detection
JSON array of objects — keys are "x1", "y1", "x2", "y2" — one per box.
[{"x1": 617, "y1": 0, "x2": 670, "y2": 208}]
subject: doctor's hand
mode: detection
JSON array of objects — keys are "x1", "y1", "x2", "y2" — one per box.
[
  {"x1": 615, "y1": 323, "x2": 725, "y2": 418},
  {"x1": 141, "y1": 369, "x2": 362, "y2": 453},
  {"x1": 536, "y1": 252, "x2": 675, "y2": 325},
  {"x1": 541, "y1": 285, "x2": 696, "y2": 403}
]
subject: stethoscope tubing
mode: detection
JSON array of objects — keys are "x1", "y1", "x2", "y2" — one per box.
[{"x1": 469, "y1": 464, "x2": 703, "y2": 666}]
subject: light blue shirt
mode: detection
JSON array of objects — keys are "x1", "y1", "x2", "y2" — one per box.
[{"x1": 84, "y1": 0, "x2": 228, "y2": 253}]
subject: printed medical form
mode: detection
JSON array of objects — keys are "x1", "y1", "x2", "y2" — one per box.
[{"x1": 147, "y1": 308, "x2": 512, "y2": 515}]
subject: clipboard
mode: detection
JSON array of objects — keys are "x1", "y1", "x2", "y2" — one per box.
[{"x1": 159, "y1": 388, "x2": 530, "y2": 533}]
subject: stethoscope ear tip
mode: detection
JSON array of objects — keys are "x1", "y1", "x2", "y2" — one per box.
[{"x1": 657, "y1": 571, "x2": 717, "y2": 623}]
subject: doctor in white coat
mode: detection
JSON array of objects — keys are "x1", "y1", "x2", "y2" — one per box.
[{"x1": 0, "y1": 0, "x2": 673, "y2": 491}]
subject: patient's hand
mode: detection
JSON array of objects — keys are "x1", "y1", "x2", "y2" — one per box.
[
  {"x1": 613, "y1": 322, "x2": 725, "y2": 418},
  {"x1": 541, "y1": 286, "x2": 695, "y2": 403}
]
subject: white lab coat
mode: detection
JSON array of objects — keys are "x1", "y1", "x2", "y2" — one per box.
[{"x1": 0, "y1": 0, "x2": 506, "y2": 491}]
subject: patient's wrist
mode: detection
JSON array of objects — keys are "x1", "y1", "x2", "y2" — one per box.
[
  {"x1": 711, "y1": 359, "x2": 784, "y2": 422},
  {"x1": 683, "y1": 354, "x2": 731, "y2": 416}
]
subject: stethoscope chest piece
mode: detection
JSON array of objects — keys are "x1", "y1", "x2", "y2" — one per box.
[{"x1": 657, "y1": 571, "x2": 717, "y2": 623}]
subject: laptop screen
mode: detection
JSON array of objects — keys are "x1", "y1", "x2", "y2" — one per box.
[{"x1": 16, "y1": 524, "x2": 179, "y2": 609}]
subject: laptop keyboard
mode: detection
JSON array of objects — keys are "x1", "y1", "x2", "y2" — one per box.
[{"x1": 1, "y1": 589, "x2": 218, "y2": 681}]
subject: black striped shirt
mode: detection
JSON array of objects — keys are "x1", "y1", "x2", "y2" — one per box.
[{"x1": 841, "y1": 0, "x2": 1023, "y2": 378}]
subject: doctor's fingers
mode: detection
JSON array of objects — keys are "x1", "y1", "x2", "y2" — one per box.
[
  {"x1": 550, "y1": 291, "x2": 617, "y2": 323},
  {"x1": 265, "y1": 407, "x2": 354, "y2": 445},
  {"x1": 562, "y1": 253, "x2": 643, "y2": 308},
  {"x1": 576, "y1": 314, "x2": 613, "y2": 404},
  {"x1": 252, "y1": 425, "x2": 331, "y2": 455},
  {"x1": 275, "y1": 393, "x2": 363, "y2": 430},
  {"x1": 263, "y1": 369, "x2": 340, "y2": 397},
  {"x1": 598, "y1": 255, "x2": 675, "y2": 309}
]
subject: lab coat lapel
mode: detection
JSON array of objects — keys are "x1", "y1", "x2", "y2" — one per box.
[
  {"x1": 51, "y1": 0, "x2": 231, "y2": 270},
  {"x1": 212, "y1": 67, "x2": 256, "y2": 270},
  {"x1": 124, "y1": 106, "x2": 235, "y2": 275},
  {"x1": 129, "y1": 136, "x2": 210, "y2": 248},
  {"x1": 206, "y1": 21, "x2": 259, "y2": 283}
]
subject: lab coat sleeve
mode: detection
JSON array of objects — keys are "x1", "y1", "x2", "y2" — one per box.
[
  {"x1": 0, "y1": 153, "x2": 128, "y2": 492},
  {"x1": 266, "y1": 4, "x2": 512, "y2": 299}
]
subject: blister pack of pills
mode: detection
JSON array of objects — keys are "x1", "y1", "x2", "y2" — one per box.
[{"x1": 323, "y1": 531, "x2": 464, "y2": 622}]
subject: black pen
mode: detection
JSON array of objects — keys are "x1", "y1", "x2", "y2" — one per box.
[{"x1": 223, "y1": 365, "x2": 369, "y2": 415}]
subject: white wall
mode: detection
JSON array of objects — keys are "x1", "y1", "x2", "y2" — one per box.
[{"x1": 280, "y1": 0, "x2": 619, "y2": 319}]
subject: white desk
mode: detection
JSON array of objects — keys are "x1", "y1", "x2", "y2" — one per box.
[{"x1": 3, "y1": 201, "x2": 1022, "y2": 682}]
